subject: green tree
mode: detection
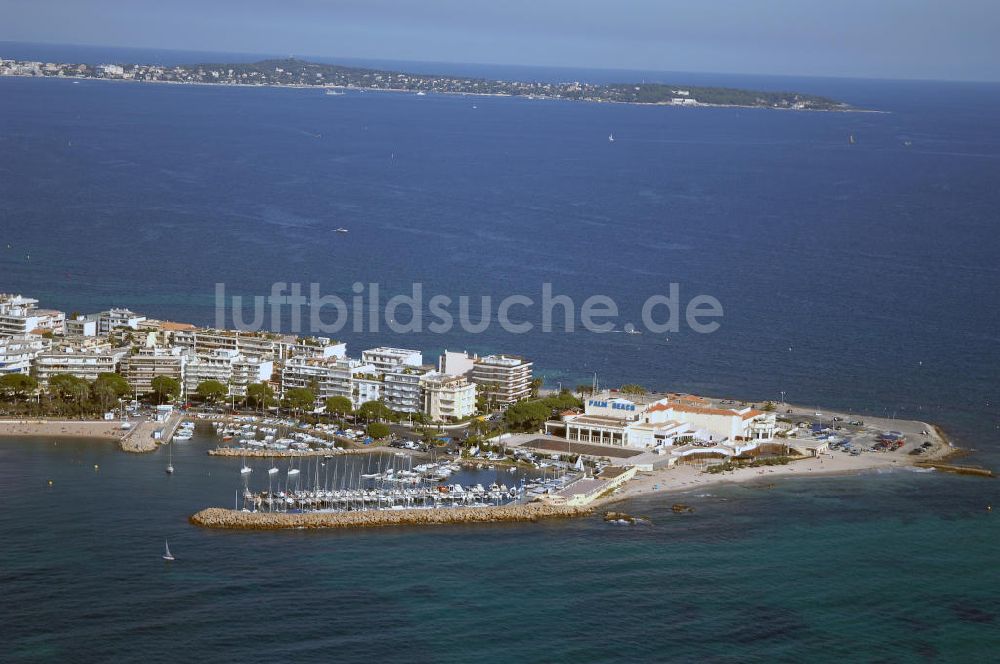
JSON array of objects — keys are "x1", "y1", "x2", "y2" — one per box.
[
  {"x1": 502, "y1": 390, "x2": 583, "y2": 432},
  {"x1": 357, "y1": 400, "x2": 391, "y2": 422},
  {"x1": 246, "y1": 382, "x2": 276, "y2": 410},
  {"x1": 196, "y1": 380, "x2": 228, "y2": 404},
  {"x1": 283, "y1": 387, "x2": 316, "y2": 414},
  {"x1": 90, "y1": 380, "x2": 118, "y2": 411},
  {"x1": 503, "y1": 400, "x2": 553, "y2": 431},
  {"x1": 467, "y1": 417, "x2": 491, "y2": 438},
  {"x1": 541, "y1": 390, "x2": 583, "y2": 411},
  {"x1": 366, "y1": 422, "x2": 390, "y2": 439},
  {"x1": 95, "y1": 372, "x2": 132, "y2": 398},
  {"x1": 48, "y1": 374, "x2": 90, "y2": 402},
  {"x1": 620, "y1": 383, "x2": 647, "y2": 395},
  {"x1": 530, "y1": 377, "x2": 544, "y2": 398},
  {"x1": 0, "y1": 373, "x2": 38, "y2": 404},
  {"x1": 150, "y1": 375, "x2": 181, "y2": 404},
  {"x1": 325, "y1": 395, "x2": 354, "y2": 418},
  {"x1": 761, "y1": 401, "x2": 777, "y2": 412},
  {"x1": 575, "y1": 384, "x2": 594, "y2": 396}
]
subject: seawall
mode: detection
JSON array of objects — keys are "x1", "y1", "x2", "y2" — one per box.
[{"x1": 190, "y1": 503, "x2": 593, "y2": 530}]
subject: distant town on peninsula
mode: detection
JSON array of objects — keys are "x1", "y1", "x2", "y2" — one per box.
[{"x1": 0, "y1": 56, "x2": 852, "y2": 110}]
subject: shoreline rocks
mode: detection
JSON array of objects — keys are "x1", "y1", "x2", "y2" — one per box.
[{"x1": 190, "y1": 503, "x2": 593, "y2": 530}]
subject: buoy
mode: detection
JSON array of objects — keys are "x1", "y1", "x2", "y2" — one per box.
[
  {"x1": 48, "y1": 480, "x2": 53, "y2": 486},
  {"x1": 94, "y1": 464, "x2": 99, "y2": 470}
]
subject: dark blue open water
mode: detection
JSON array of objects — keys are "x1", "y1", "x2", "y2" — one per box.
[{"x1": 1, "y1": 43, "x2": 998, "y2": 661}]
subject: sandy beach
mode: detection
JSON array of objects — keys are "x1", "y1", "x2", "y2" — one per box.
[
  {"x1": 608, "y1": 451, "x2": 911, "y2": 506},
  {"x1": 0, "y1": 413, "x2": 182, "y2": 453},
  {"x1": 599, "y1": 405, "x2": 971, "y2": 505},
  {"x1": 0, "y1": 419, "x2": 126, "y2": 441}
]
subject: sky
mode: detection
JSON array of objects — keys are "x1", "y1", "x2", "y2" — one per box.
[{"x1": 0, "y1": 0, "x2": 997, "y2": 82}]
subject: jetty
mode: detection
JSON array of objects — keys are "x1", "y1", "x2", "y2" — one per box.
[
  {"x1": 190, "y1": 503, "x2": 593, "y2": 530},
  {"x1": 120, "y1": 411, "x2": 183, "y2": 453},
  {"x1": 915, "y1": 462, "x2": 995, "y2": 478}
]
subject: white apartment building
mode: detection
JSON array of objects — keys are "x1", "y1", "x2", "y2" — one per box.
[
  {"x1": 420, "y1": 371, "x2": 476, "y2": 422},
  {"x1": 120, "y1": 346, "x2": 186, "y2": 395},
  {"x1": 353, "y1": 376, "x2": 382, "y2": 407},
  {"x1": 276, "y1": 336, "x2": 346, "y2": 361},
  {"x1": 65, "y1": 316, "x2": 98, "y2": 337},
  {"x1": 361, "y1": 347, "x2": 422, "y2": 372},
  {"x1": 438, "y1": 350, "x2": 476, "y2": 377},
  {"x1": 34, "y1": 344, "x2": 127, "y2": 386},
  {"x1": 281, "y1": 356, "x2": 355, "y2": 402},
  {"x1": 471, "y1": 354, "x2": 533, "y2": 405},
  {"x1": 96, "y1": 308, "x2": 146, "y2": 335},
  {"x1": 173, "y1": 328, "x2": 280, "y2": 360},
  {"x1": 382, "y1": 366, "x2": 426, "y2": 414},
  {"x1": 0, "y1": 294, "x2": 65, "y2": 337},
  {"x1": 183, "y1": 349, "x2": 272, "y2": 397},
  {"x1": 0, "y1": 335, "x2": 50, "y2": 375},
  {"x1": 231, "y1": 355, "x2": 274, "y2": 397}
]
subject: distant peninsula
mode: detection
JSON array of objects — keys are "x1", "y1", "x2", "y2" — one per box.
[{"x1": 0, "y1": 56, "x2": 853, "y2": 111}]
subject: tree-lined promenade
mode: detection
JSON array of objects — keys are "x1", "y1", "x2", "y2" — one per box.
[{"x1": 0, "y1": 369, "x2": 590, "y2": 448}]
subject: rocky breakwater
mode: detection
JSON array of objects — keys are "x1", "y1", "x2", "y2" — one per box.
[{"x1": 190, "y1": 503, "x2": 594, "y2": 530}]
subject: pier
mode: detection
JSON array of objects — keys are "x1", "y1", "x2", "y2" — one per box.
[{"x1": 120, "y1": 412, "x2": 183, "y2": 453}]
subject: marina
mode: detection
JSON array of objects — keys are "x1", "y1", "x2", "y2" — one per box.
[{"x1": 234, "y1": 450, "x2": 576, "y2": 514}]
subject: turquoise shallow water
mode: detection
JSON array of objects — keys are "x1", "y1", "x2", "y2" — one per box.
[{"x1": 1, "y1": 433, "x2": 997, "y2": 662}]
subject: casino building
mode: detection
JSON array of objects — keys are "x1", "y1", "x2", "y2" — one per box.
[{"x1": 546, "y1": 391, "x2": 776, "y2": 449}]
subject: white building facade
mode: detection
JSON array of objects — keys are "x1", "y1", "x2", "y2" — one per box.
[
  {"x1": 34, "y1": 344, "x2": 127, "y2": 385},
  {"x1": 420, "y1": 372, "x2": 476, "y2": 422},
  {"x1": 0, "y1": 336, "x2": 50, "y2": 375}
]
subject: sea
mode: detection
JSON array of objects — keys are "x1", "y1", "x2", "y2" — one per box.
[{"x1": 0, "y1": 42, "x2": 998, "y2": 662}]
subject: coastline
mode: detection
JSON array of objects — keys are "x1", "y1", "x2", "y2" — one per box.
[
  {"x1": 0, "y1": 412, "x2": 182, "y2": 454},
  {"x1": 0, "y1": 73, "x2": 875, "y2": 113},
  {"x1": 7, "y1": 401, "x2": 989, "y2": 531}
]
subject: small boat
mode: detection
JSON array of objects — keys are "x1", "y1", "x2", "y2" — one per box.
[
  {"x1": 166, "y1": 442, "x2": 174, "y2": 474},
  {"x1": 849, "y1": 134, "x2": 856, "y2": 145},
  {"x1": 335, "y1": 227, "x2": 349, "y2": 233},
  {"x1": 416, "y1": 91, "x2": 426, "y2": 96},
  {"x1": 608, "y1": 133, "x2": 615, "y2": 143},
  {"x1": 241, "y1": 465, "x2": 252, "y2": 474},
  {"x1": 325, "y1": 89, "x2": 344, "y2": 96},
  {"x1": 268, "y1": 467, "x2": 279, "y2": 475},
  {"x1": 162, "y1": 540, "x2": 175, "y2": 561}
]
